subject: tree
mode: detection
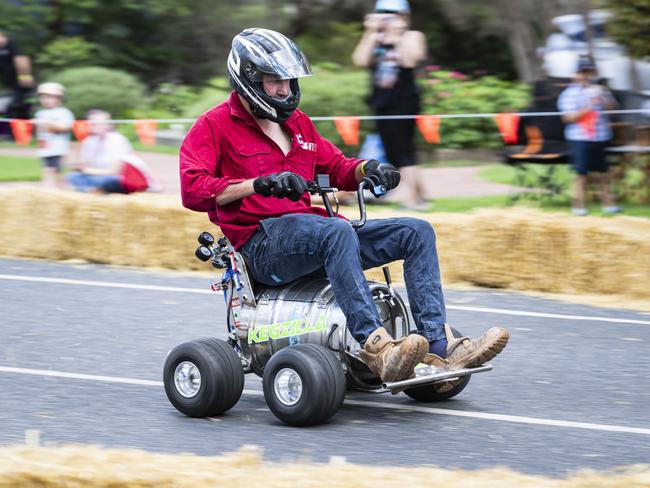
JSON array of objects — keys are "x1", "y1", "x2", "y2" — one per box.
[
  {"x1": 606, "y1": 0, "x2": 650, "y2": 59},
  {"x1": 0, "y1": 0, "x2": 269, "y2": 86}
]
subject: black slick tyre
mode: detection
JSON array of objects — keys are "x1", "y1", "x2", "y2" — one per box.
[
  {"x1": 163, "y1": 338, "x2": 244, "y2": 417},
  {"x1": 262, "y1": 344, "x2": 346, "y2": 426},
  {"x1": 404, "y1": 327, "x2": 471, "y2": 402}
]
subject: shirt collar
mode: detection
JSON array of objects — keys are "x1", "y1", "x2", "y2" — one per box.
[{"x1": 227, "y1": 91, "x2": 257, "y2": 127}]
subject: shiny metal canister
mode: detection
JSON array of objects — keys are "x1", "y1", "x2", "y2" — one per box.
[{"x1": 236, "y1": 277, "x2": 410, "y2": 377}]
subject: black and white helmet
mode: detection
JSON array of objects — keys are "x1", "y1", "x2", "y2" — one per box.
[{"x1": 227, "y1": 28, "x2": 312, "y2": 123}]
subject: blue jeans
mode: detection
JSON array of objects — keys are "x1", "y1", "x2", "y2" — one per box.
[
  {"x1": 66, "y1": 172, "x2": 120, "y2": 192},
  {"x1": 240, "y1": 214, "x2": 446, "y2": 345}
]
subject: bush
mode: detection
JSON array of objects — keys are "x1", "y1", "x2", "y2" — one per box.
[
  {"x1": 181, "y1": 77, "x2": 232, "y2": 118},
  {"x1": 419, "y1": 68, "x2": 530, "y2": 149},
  {"x1": 296, "y1": 22, "x2": 363, "y2": 68},
  {"x1": 50, "y1": 66, "x2": 147, "y2": 119},
  {"x1": 35, "y1": 37, "x2": 101, "y2": 73},
  {"x1": 299, "y1": 66, "x2": 371, "y2": 149},
  {"x1": 177, "y1": 66, "x2": 530, "y2": 154}
]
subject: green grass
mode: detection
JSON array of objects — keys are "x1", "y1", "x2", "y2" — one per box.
[
  {"x1": 420, "y1": 160, "x2": 496, "y2": 169},
  {"x1": 479, "y1": 163, "x2": 573, "y2": 190},
  {"x1": 131, "y1": 142, "x2": 180, "y2": 155},
  {"x1": 368, "y1": 192, "x2": 650, "y2": 218},
  {"x1": 421, "y1": 195, "x2": 510, "y2": 212},
  {"x1": 0, "y1": 155, "x2": 41, "y2": 181}
]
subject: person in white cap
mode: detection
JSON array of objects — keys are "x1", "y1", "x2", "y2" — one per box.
[
  {"x1": 352, "y1": 0, "x2": 428, "y2": 209},
  {"x1": 33, "y1": 82, "x2": 74, "y2": 188}
]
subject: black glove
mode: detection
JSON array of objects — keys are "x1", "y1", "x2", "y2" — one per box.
[
  {"x1": 362, "y1": 159, "x2": 400, "y2": 194},
  {"x1": 253, "y1": 171, "x2": 308, "y2": 202}
]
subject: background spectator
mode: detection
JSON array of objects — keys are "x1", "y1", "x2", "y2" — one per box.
[
  {"x1": 0, "y1": 29, "x2": 34, "y2": 140},
  {"x1": 98, "y1": 154, "x2": 161, "y2": 195},
  {"x1": 67, "y1": 109, "x2": 133, "y2": 192},
  {"x1": 558, "y1": 57, "x2": 620, "y2": 215},
  {"x1": 33, "y1": 82, "x2": 74, "y2": 188},
  {"x1": 352, "y1": 0, "x2": 427, "y2": 209}
]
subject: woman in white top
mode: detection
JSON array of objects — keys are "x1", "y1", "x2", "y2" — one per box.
[{"x1": 352, "y1": 0, "x2": 428, "y2": 209}]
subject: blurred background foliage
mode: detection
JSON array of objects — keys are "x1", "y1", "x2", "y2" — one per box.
[
  {"x1": 51, "y1": 67, "x2": 146, "y2": 118},
  {"x1": 0, "y1": 0, "x2": 645, "y2": 149},
  {"x1": 606, "y1": 0, "x2": 650, "y2": 59},
  {"x1": 420, "y1": 69, "x2": 530, "y2": 149}
]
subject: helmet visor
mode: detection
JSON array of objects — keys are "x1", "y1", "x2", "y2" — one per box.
[{"x1": 254, "y1": 48, "x2": 312, "y2": 81}]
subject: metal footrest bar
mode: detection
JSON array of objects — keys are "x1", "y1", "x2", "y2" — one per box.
[{"x1": 382, "y1": 364, "x2": 493, "y2": 391}]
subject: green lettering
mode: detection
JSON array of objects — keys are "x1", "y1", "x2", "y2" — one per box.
[
  {"x1": 269, "y1": 323, "x2": 283, "y2": 340},
  {"x1": 281, "y1": 322, "x2": 293, "y2": 339},
  {"x1": 314, "y1": 315, "x2": 328, "y2": 331},
  {"x1": 252, "y1": 317, "x2": 331, "y2": 344},
  {"x1": 247, "y1": 327, "x2": 260, "y2": 344},
  {"x1": 258, "y1": 326, "x2": 269, "y2": 342},
  {"x1": 290, "y1": 319, "x2": 302, "y2": 336}
]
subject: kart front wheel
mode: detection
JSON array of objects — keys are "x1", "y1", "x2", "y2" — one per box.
[
  {"x1": 163, "y1": 338, "x2": 244, "y2": 417},
  {"x1": 263, "y1": 344, "x2": 346, "y2": 426}
]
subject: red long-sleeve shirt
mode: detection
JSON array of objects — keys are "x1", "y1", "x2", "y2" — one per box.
[{"x1": 180, "y1": 92, "x2": 362, "y2": 249}]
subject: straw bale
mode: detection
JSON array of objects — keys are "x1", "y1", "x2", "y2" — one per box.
[
  {"x1": 0, "y1": 445, "x2": 648, "y2": 488},
  {"x1": 1, "y1": 189, "x2": 649, "y2": 302}
]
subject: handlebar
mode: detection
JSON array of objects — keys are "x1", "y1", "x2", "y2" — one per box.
[{"x1": 308, "y1": 174, "x2": 385, "y2": 230}]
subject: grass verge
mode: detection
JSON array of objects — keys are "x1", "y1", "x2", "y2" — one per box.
[{"x1": 0, "y1": 154, "x2": 41, "y2": 181}]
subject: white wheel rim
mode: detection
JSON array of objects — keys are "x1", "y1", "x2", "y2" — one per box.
[
  {"x1": 174, "y1": 361, "x2": 201, "y2": 398},
  {"x1": 274, "y1": 368, "x2": 303, "y2": 406}
]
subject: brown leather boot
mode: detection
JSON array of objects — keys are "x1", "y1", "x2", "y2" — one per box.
[
  {"x1": 422, "y1": 353, "x2": 448, "y2": 369},
  {"x1": 445, "y1": 324, "x2": 509, "y2": 370},
  {"x1": 360, "y1": 327, "x2": 428, "y2": 382}
]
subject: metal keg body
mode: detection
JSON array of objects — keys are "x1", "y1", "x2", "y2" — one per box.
[{"x1": 235, "y1": 276, "x2": 410, "y2": 385}]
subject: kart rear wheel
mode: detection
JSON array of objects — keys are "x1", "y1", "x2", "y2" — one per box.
[
  {"x1": 263, "y1": 344, "x2": 346, "y2": 426},
  {"x1": 163, "y1": 338, "x2": 244, "y2": 417},
  {"x1": 404, "y1": 327, "x2": 471, "y2": 402}
]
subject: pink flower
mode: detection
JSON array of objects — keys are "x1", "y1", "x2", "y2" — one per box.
[
  {"x1": 450, "y1": 71, "x2": 467, "y2": 80},
  {"x1": 438, "y1": 91, "x2": 452, "y2": 98},
  {"x1": 426, "y1": 65, "x2": 441, "y2": 72}
]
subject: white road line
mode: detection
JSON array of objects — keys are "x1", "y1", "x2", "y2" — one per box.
[
  {"x1": 0, "y1": 274, "x2": 212, "y2": 294},
  {"x1": 2, "y1": 273, "x2": 650, "y2": 325},
  {"x1": 343, "y1": 400, "x2": 650, "y2": 436},
  {"x1": 2, "y1": 366, "x2": 650, "y2": 436},
  {"x1": 444, "y1": 305, "x2": 650, "y2": 325},
  {"x1": 0, "y1": 366, "x2": 162, "y2": 386}
]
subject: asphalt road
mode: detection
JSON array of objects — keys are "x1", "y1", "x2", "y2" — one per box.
[{"x1": 1, "y1": 257, "x2": 649, "y2": 476}]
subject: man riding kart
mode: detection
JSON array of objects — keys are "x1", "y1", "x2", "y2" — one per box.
[{"x1": 179, "y1": 28, "x2": 509, "y2": 383}]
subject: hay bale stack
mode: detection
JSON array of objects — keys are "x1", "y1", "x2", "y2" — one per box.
[
  {"x1": 1, "y1": 445, "x2": 649, "y2": 488},
  {"x1": 1, "y1": 188, "x2": 649, "y2": 301},
  {"x1": 448, "y1": 209, "x2": 650, "y2": 299},
  {"x1": 0, "y1": 188, "x2": 212, "y2": 270}
]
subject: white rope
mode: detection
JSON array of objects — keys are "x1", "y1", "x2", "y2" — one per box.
[{"x1": 1, "y1": 109, "x2": 649, "y2": 124}]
